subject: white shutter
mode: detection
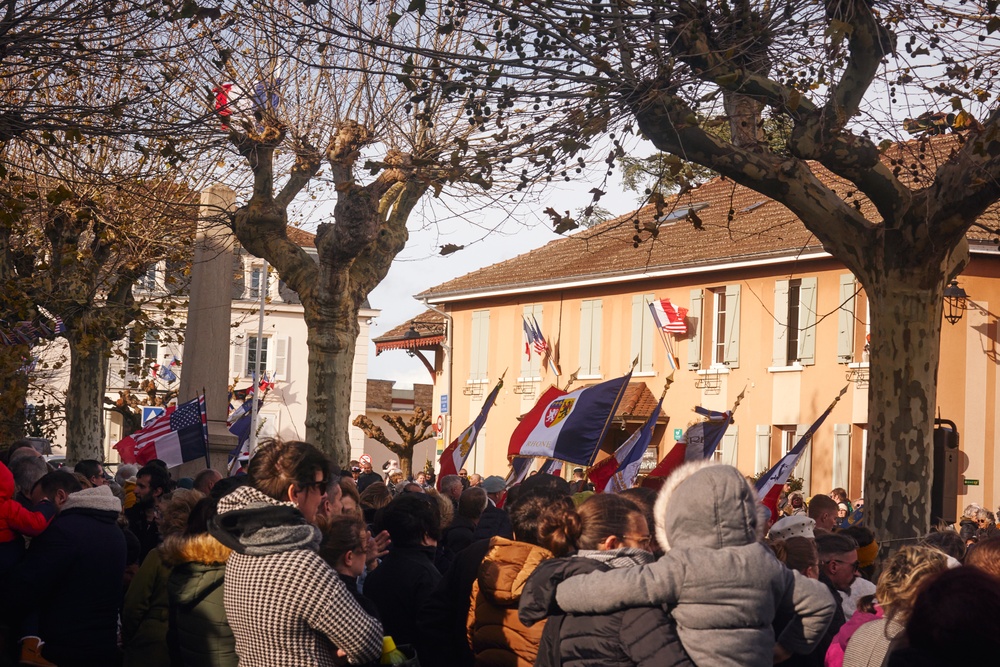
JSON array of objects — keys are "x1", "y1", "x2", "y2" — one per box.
[
  {"x1": 837, "y1": 274, "x2": 857, "y2": 364},
  {"x1": 721, "y1": 425, "x2": 739, "y2": 467},
  {"x1": 579, "y1": 300, "x2": 593, "y2": 375},
  {"x1": 478, "y1": 311, "x2": 490, "y2": 381},
  {"x1": 773, "y1": 280, "x2": 790, "y2": 366},
  {"x1": 755, "y1": 425, "x2": 771, "y2": 474},
  {"x1": 723, "y1": 284, "x2": 741, "y2": 368},
  {"x1": 274, "y1": 337, "x2": 288, "y2": 380},
  {"x1": 232, "y1": 336, "x2": 246, "y2": 379},
  {"x1": 833, "y1": 424, "x2": 851, "y2": 490},
  {"x1": 631, "y1": 296, "x2": 643, "y2": 371},
  {"x1": 798, "y1": 277, "x2": 818, "y2": 365},
  {"x1": 591, "y1": 300, "x2": 602, "y2": 374},
  {"x1": 641, "y1": 295, "x2": 654, "y2": 372},
  {"x1": 687, "y1": 289, "x2": 704, "y2": 370}
]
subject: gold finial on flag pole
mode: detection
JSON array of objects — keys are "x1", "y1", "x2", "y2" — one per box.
[{"x1": 563, "y1": 368, "x2": 580, "y2": 392}]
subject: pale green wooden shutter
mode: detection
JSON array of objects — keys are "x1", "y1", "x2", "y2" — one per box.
[
  {"x1": 723, "y1": 284, "x2": 741, "y2": 368},
  {"x1": 579, "y1": 300, "x2": 593, "y2": 375},
  {"x1": 591, "y1": 300, "x2": 602, "y2": 374},
  {"x1": 478, "y1": 311, "x2": 490, "y2": 381},
  {"x1": 837, "y1": 274, "x2": 857, "y2": 364},
  {"x1": 471, "y1": 310, "x2": 490, "y2": 381},
  {"x1": 722, "y1": 425, "x2": 739, "y2": 467},
  {"x1": 631, "y1": 295, "x2": 655, "y2": 373},
  {"x1": 798, "y1": 277, "x2": 818, "y2": 366},
  {"x1": 755, "y1": 425, "x2": 771, "y2": 474},
  {"x1": 773, "y1": 280, "x2": 790, "y2": 366},
  {"x1": 630, "y1": 296, "x2": 643, "y2": 372},
  {"x1": 687, "y1": 289, "x2": 704, "y2": 371},
  {"x1": 833, "y1": 423, "x2": 851, "y2": 490}
]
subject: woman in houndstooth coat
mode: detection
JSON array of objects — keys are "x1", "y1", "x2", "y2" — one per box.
[{"x1": 210, "y1": 439, "x2": 383, "y2": 667}]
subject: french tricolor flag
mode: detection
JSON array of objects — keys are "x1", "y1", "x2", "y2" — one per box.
[
  {"x1": 114, "y1": 396, "x2": 209, "y2": 468},
  {"x1": 649, "y1": 298, "x2": 688, "y2": 335}
]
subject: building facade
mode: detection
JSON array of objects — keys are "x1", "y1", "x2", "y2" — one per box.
[{"x1": 401, "y1": 173, "x2": 999, "y2": 510}]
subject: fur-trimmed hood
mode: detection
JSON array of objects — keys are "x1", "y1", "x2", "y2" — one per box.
[
  {"x1": 653, "y1": 459, "x2": 767, "y2": 552},
  {"x1": 62, "y1": 485, "x2": 122, "y2": 515},
  {"x1": 160, "y1": 532, "x2": 231, "y2": 567}
]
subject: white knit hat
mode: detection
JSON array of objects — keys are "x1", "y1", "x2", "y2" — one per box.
[{"x1": 768, "y1": 515, "x2": 816, "y2": 541}]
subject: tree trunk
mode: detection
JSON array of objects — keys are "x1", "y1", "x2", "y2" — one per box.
[
  {"x1": 863, "y1": 269, "x2": 945, "y2": 543},
  {"x1": 303, "y1": 289, "x2": 361, "y2": 467},
  {"x1": 64, "y1": 335, "x2": 111, "y2": 463},
  {"x1": 396, "y1": 449, "x2": 413, "y2": 480},
  {"x1": 0, "y1": 349, "x2": 29, "y2": 444}
]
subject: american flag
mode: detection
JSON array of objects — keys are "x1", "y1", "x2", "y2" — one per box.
[
  {"x1": 650, "y1": 298, "x2": 689, "y2": 335},
  {"x1": 523, "y1": 315, "x2": 548, "y2": 357},
  {"x1": 113, "y1": 395, "x2": 207, "y2": 466}
]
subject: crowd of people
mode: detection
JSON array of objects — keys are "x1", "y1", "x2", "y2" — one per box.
[{"x1": 2, "y1": 437, "x2": 1000, "y2": 666}]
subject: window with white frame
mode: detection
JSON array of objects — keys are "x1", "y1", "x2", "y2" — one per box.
[
  {"x1": 469, "y1": 310, "x2": 490, "y2": 382},
  {"x1": 248, "y1": 266, "x2": 264, "y2": 299},
  {"x1": 781, "y1": 425, "x2": 812, "y2": 495},
  {"x1": 579, "y1": 299, "x2": 602, "y2": 377},
  {"x1": 772, "y1": 277, "x2": 817, "y2": 367},
  {"x1": 688, "y1": 285, "x2": 741, "y2": 370},
  {"x1": 232, "y1": 334, "x2": 289, "y2": 380},
  {"x1": 246, "y1": 335, "x2": 268, "y2": 377}
]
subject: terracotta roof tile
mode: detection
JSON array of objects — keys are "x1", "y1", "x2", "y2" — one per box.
[
  {"x1": 286, "y1": 226, "x2": 316, "y2": 248},
  {"x1": 373, "y1": 310, "x2": 446, "y2": 354},
  {"x1": 420, "y1": 135, "x2": 998, "y2": 300}
]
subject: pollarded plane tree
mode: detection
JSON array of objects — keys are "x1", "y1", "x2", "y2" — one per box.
[
  {"x1": 171, "y1": 0, "x2": 563, "y2": 464},
  {"x1": 388, "y1": 0, "x2": 1000, "y2": 540},
  {"x1": 0, "y1": 138, "x2": 201, "y2": 460},
  {"x1": 0, "y1": 2, "x2": 227, "y2": 453},
  {"x1": 353, "y1": 408, "x2": 434, "y2": 479}
]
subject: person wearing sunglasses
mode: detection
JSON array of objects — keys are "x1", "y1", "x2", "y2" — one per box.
[
  {"x1": 210, "y1": 439, "x2": 382, "y2": 667},
  {"x1": 796, "y1": 532, "x2": 861, "y2": 665}
]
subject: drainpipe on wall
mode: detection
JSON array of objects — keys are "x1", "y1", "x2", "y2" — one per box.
[{"x1": 422, "y1": 298, "x2": 452, "y2": 466}]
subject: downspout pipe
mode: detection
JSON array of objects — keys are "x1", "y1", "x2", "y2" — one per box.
[{"x1": 422, "y1": 298, "x2": 453, "y2": 463}]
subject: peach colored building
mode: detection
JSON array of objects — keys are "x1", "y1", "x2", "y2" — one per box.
[{"x1": 389, "y1": 173, "x2": 1000, "y2": 513}]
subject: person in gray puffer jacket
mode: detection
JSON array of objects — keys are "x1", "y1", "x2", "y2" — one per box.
[{"x1": 555, "y1": 460, "x2": 836, "y2": 667}]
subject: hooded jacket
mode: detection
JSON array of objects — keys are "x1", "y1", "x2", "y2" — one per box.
[
  {"x1": 467, "y1": 536, "x2": 553, "y2": 667},
  {"x1": 4, "y1": 486, "x2": 126, "y2": 666},
  {"x1": 209, "y1": 485, "x2": 382, "y2": 667},
  {"x1": 520, "y1": 548, "x2": 694, "y2": 667},
  {"x1": 161, "y1": 532, "x2": 237, "y2": 667},
  {"x1": 555, "y1": 460, "x2": 836, "y2": 667},
  {"x1": 0, "y1": 460, "x2": 55, "y2": 567}
]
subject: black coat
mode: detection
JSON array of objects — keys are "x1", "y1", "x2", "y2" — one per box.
[
  {"x1": 5, "y1": 499, "x2": 126, "y2": 666},
  {"x1": 472, "y1": 502, "x2": 513, "y2": 541},
  {"x1": 415, "y1": 538, "x2": 492, "y2": 666},
  {"x1": 441, "y1": 515, "x2": 477, "y2": 556},
  {"x1": 519, "y1": 554, "x2": 694, "y2": 667},
  {"x1": 363, "y1": 545, "x2": 441, "y2": 647},
  {"x1": 774, "y1": 574, "x2": 846, "y2": 667},
  {"x1": 356, "y1": 472, "x2": 383, "y2": 493}
]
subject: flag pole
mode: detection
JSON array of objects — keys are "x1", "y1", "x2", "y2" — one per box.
[
  {"x1": 201, "y1": 387, "x2": 211, "y2": 468},
  {"x1": 563, "y1": 368, "x2": 580, "y2": 392},
  {"x1": 648, "y1": 299, "x2": 679, "y2": 370},
  {"x1": 249, "y1": 260, "x2": 268, "y2": 458}
]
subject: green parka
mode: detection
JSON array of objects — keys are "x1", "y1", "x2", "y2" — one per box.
[{"x1": 161, "y1": 532, "x2": 237, "y2": 667}]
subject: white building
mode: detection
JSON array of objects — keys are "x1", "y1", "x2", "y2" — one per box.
[{"x1": 40, "y1": 227, "x2": 378, "y2": 461}]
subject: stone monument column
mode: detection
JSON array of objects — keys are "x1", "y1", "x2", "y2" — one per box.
[{"x1": 177, "y1": 184, "x2": 238, "y2": 476}]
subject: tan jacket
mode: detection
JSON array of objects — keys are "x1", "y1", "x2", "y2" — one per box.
[{"x1": 467, "y1": 537, "x2": 553, "y2": 667}]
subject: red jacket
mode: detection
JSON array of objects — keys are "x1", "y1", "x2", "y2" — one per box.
[{"x1": 0, "y1": 461, "x2": 53, "y2": 542}]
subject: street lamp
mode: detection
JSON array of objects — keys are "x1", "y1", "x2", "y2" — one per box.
[{"x1": 943, "y1": 280, "x2": 968, "y2": 325}]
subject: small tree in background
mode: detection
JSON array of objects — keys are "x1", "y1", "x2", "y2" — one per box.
[{"x1": 353, "y1": 408, "x2": 434, "y2": 479}]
